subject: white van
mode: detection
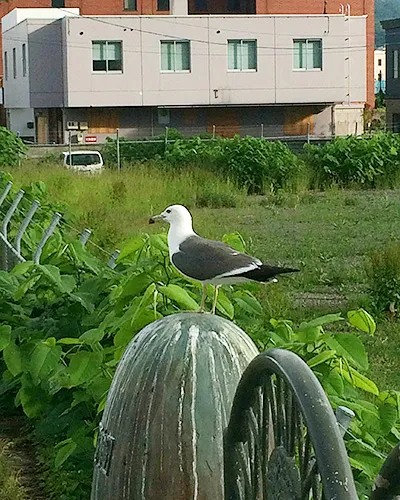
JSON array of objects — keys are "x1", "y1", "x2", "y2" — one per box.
[{"x1": 63, "y1": 151, "x2": 104, "y2": 173}]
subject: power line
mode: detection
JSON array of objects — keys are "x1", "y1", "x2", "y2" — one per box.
[{"x1": 3, "y1": 32, "x2": 370, "y2": 55}]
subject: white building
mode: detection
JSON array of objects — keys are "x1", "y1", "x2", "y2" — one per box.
[{"x1": 3, "y1": 8, "x2": 367, "y2": 143}]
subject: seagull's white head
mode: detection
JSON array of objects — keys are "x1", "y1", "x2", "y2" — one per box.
[{"x1": 149, "y1": 204, "x2": 193, "y2": 228}]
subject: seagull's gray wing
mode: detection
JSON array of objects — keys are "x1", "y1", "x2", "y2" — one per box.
[{"x1": 171, "y1": 235, "x2": 260, "y2": 281}]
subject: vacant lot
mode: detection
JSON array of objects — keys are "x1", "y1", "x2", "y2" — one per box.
[{"x1": 10, "y1": 163, "x2": 400, "y2": 390}]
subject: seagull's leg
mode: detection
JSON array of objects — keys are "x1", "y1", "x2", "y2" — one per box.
[
  {"x1": 199, "y1": 283, "x2": 207, "y2": 312},
  {"x1": 211, "y1": 285, "x2": 220, "y2": 314}
]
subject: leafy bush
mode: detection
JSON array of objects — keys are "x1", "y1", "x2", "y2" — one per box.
[
  {"x1": 0, "y1": 128, "x2": 27, "y2": 167},
  {"x1": 367, "y1": 241, "x2": 400, "y2": 316},
  {"x1": 103, "y1": 133, "x2": 303, "y2": 194},
  {"x1": 166, "y1": 136, "x2": 303, "y2": 194},
  {"x1": 303, "y1": 133, "x2": 400, "y2": 188}
]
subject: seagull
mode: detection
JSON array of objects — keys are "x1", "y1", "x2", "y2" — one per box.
[{"x1": 149, "y1": 205, "x2": 299, "y2": 314}]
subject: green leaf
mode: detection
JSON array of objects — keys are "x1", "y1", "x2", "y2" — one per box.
[
  {"x1": 69, "y1": 291, "x2": 95, "y2": 313},
  {"x1": 325, "y1": 334, "x2": 368, "y2": 370},
  {"x1": 60, "y1": 275, "x2": 76, "y2": 294},
  {"x1": 112, "y1": 272, "x2": 153, "y2": 301},
  {"x1": 149, "y1": 234, "x2": 169, "y2": 253},
  {"x1": 67, "y1": 351, "x2": 103, "y2": 386},
  {"x1": 347, "y1": 309, "x2": 376, "y2": 335},
  {"x1": 379, "y1": 403, "x2": 398, "y2": 435},
  {"x1": 69, "y1": 240, "x2": 102, "y2": 274},
  {"x1": 348, "y1": 451, "x2": 383, "y2": 480},
  {"x1": 14, "y1": 274, "x2": 41, "y2": 301},
  {"x1": 270, "y1": 319, "x2": 293, "y2": 342},
  {"x1": 117, "y1": 237, "x2": 145, "y2": 261},
  {"x1": 57, "y1": 338, "x2": 83, "y2": 345},
  {"x1": 339, "y1": 366, "x2": 379, "y2": 396},
  {"x1": 307, "y1": 350, "x2": 336, "y2": 368},
  {"x1": 215, "y1": 289, "x2": 234, "y2": 319},
  {"x1": 159, "y1": 284, "x2": 199, "y2": 310},
  {"x1": 0, "y1": 325, "x2": 11, "y2": 351},
  {"x1": 38, "y1": 264, "x2": 61, "y2": 285},
  {"x1": 79, "y1": 328, "x2": 105, "y2": 345},
  {"x1": 30, "y1": 341, "x2": 62, "y2": 382},
  {"x1": 323, "y1": 369, "x2": 344, "y2": 397},
  {"x1": 234, "y1": 291, "x2": 263, "y2": 316},
  {"x1": 300, "y1": 313, "x2": 343, "y2": 328},
  {"x1": 3, "y1": 341, "x2": 22, "y2": 376},
  {"x1": 222, "y1": 232, "x2": 246, "y2": 253},
  {"x1": 18, "y1": 383, "x2": 47, "y2": 418},
  {"x1": 54, "y1": 439, "x2": 77, "y2": 468},
  {"x1": 297, "y1": 325, "x2": 321, "y2": 343},
  {"x1": 10, "y1": 260, "x2": 34, "y2": 276}
]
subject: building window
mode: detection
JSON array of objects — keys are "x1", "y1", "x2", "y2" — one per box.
[
  {"x1": 4, "y1": 52, "x2": 8, "y2": 81},
  {"x1": 124, "y1": 0, "x2": 137, "y2": 10},
  {"x1": 52, "y1": 0, "x2": 65, "y2": 6},
  {"x1": 378, "y1": 58, "x2": 382, "y2": 66},
  {"x1": 394, "y1": 50, "x2": 399, "y2": 79},
  {"x1": 228, "y1": 40, "x2": 257, "y2": 71},
  {"x1": 293, "y1": 39, "x2": 322, "y2": 70},
  {"x1": 195, "y1": 0, "x2": 208, "y2": 10},
  {"x1": 22, "y1": 43, "x2": 27, "y2": 77},
  {"x1": 227, "y1": 0, "x2": 241, "y2": 10},
  {"x1": 161, "y1": 40, "x2": 190, "y2": 72},
  {"x1": 157, "y1": 0, "x2": 169, "y2": 10},
  {"x1": 12, "y1": 48, "x2": 17, "y2": 79},
  {"x1": 92, "y1": 41, "x2": 122, "y2": 72}
]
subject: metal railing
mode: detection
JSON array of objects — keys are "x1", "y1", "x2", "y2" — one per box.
[{"x1": 0, "y1": 181, "x2": 120, "y2": 272}]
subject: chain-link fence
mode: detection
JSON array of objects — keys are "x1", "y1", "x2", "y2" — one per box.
[
  {"x1": 0, "y1": 233, "x2": 25, "y2": 272},
  {"x1": 0, "y1": 181, "x2": 120, "y2": 273}
]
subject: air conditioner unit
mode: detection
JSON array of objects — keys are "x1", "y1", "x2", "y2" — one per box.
[
  {"x1": 67, "y1": 121, "x2": 79, "y2": 130},
  {"x1": 79, "y1": 121, "x2": 88, "y2": 130}
]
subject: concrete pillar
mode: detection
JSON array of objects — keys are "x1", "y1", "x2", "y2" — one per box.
[{"x1": 170, "y1": 0, "x2": 188, "y2": 15}]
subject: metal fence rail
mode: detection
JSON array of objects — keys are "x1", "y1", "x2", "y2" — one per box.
[{"x1": 0, "y1": 181, "x2": 119, "y2": 273}]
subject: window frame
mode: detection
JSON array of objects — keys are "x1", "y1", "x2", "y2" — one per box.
[
  {"x1": 12, "y1": 47, "x2": 17, "y2": 79},
  {"x1": 123, "y1": 0, "x2": 137, "y2": 11},
  {"x1": 92, "y1": 40, "x2": 123, "y2": 74},
  {"x1": 394, "y1": 49, "x2": 399, "y2": 79},
  {"x1": 293, "y1": 38, "x2": 323, "y2": 72},
  {"x1": 157, "y1": 0, "x2": 170, "y2": 11},
  {"x1": 160, "y1": 40, "x2": 191, "y2": 73},
  {"x1": 22, "y1": 43, "x2": 27, "y2": 77},
  {"x1": 4, "y1": 52, "x2": 8, "y2": 81},
  {"x1": 227, "y1": 39, "x2": 257, "y2": 72}
]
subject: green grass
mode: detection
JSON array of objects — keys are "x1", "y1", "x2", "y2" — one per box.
[
  {"x1": 11, "y1": 160, "x2": 246, "y2": 250},
  {"x1": 0, "y1": 440, "x2": 27, "y2": 500},
  {"x1": 9, "y1": 161, "x2": 400, "y2": 390}
]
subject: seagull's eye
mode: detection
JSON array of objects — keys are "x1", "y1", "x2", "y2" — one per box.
[{"x1": 166, "y1": 209, "x2": 171, "y2": 214}]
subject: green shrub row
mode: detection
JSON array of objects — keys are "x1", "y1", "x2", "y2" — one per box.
[
  {"x1": 303, "y1": 132, "x2": 400, "y2": 188},
  {"x1": 102, "y1": 130, "x2": 400, "y2": 192},
  {"x1": 103, "y1": 132, "x2": 303, "y2": 194}
]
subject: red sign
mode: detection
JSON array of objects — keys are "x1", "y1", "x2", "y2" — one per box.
[{"x1": 85, "y1": 135, "x2": 97, "y2": 143}]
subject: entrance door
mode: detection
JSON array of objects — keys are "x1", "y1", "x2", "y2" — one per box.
[{"x1": 36, "y1": 115, "x2": 48, "y2": 144}]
